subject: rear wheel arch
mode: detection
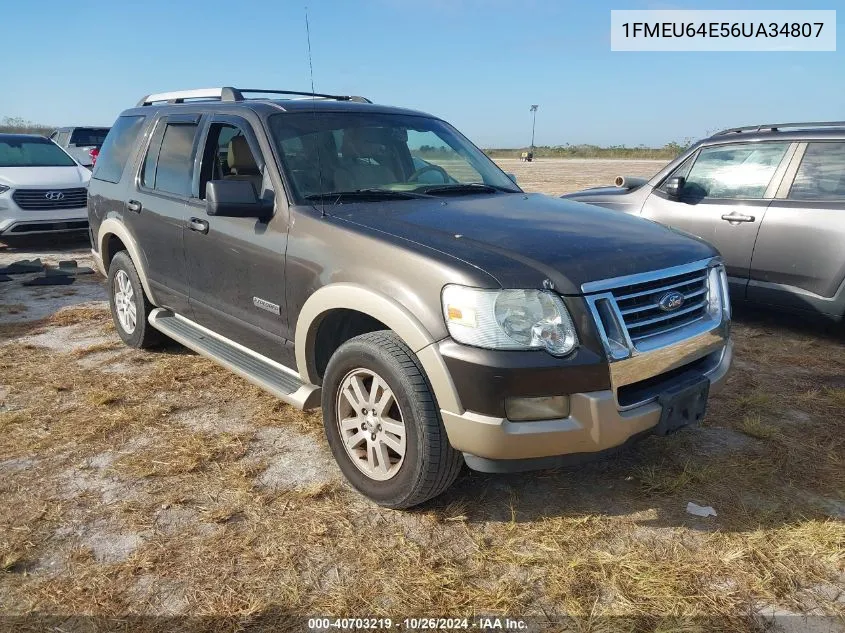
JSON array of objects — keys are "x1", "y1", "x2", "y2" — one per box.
[
  {"x1": 102, "y1": 233, "x2": 127, "y2": 270},
  {"x1": 97, "y1": 219, "x2": 156, "y2": 305}
]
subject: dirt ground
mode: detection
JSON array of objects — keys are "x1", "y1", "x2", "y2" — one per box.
[
  {"x1": 495, "y1": 157, "x2": 666, "y2": 196},
  {"x1": 0, "y1": 159, "x2": 843, "y2": 632}
]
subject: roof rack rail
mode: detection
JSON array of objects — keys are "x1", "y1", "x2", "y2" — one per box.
[
  {"x1": 714, "y1": 121, "x2": 845, "y2": 136},
  {"x1": 136, "y1": 87, "x2": 371, "y2": 107}
]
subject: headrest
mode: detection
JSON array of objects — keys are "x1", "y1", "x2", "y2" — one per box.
[
  {"x1": 227, "y1": 136, "x2": 259, "y2": 175},
  {"x1": 341, "y1": 127, "x2": 393, "y2": 158}
]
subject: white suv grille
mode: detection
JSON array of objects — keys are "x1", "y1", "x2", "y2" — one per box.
[{"x1": 12, "y1": 188, "x2": 88, "y2": 211}]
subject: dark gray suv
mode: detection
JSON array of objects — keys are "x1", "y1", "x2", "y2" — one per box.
[
  {"x1": 563, "y1": 122, "x2": 845, "y2": 321},
  {"x1": 87, "y1": 87, "x2": 732, "y2": 508}
]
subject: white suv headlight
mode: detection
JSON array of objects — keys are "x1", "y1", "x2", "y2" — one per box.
[
  {"x1": 442, "y1": 285, "x2": 578, "y2": 356},
  {"x1": 0, "y1": 185, "x2": 10, "y2": 194}
]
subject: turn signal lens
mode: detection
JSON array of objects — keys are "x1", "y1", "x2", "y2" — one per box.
[{"x1": 506, "y1": 395, "x2": 571, "y2": 421}]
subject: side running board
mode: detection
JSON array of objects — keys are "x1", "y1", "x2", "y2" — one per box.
[{"x1": 148, "y1": 309, "x2": 321, "y2": 410}]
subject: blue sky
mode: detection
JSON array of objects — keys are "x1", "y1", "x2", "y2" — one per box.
[{"x1": 3, "y1": 0, "x2": 842, "y2": 147}]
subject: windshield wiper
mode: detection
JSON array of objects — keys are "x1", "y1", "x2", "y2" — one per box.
[
  {"x1": 304, "y1": 189, "x2": 433, "y2": 202},
  {"x1": 417, "y1": 183, "x2": 519, "y2": 196}
]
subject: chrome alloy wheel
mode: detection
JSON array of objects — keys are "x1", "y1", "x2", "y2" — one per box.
[
  {"x1": 113, "y1": 270, "x2": 137, "y2": 334},
  {"x1": 336, "y1": 368, "x2": 407, "y2": 481}
]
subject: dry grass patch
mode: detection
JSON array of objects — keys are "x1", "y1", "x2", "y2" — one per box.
[
  {"x1": 736, "y1": 415, "x2": 776, "y2": 440},
  {"x1": 114, "y1": 431, "x2": 251, "y2": 478},
  {"x1": 72, "y1": 341, "x2": 124, "y2": 358}
]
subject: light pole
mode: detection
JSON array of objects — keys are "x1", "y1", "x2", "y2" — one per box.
[{"x1": 529, "y1": 104, "x2": 539, "y2": 151}]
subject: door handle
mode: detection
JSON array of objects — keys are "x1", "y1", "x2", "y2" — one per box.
[
  {"x1": 126, "y1": 200, "x2": 142, "y2": 213},
  {"x1": 720, "y1": 212, "x2": 755, "y2": 224},
  {"x1": 189, "y1": 218, "x2": 209, "y2": 234}
]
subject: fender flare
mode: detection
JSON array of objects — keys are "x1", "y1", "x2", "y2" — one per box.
[
  {"x1": 97, "y1": 218, "x2": 157, "y2": 304},
  {"x1": 295, "y1": 283, "x2": 463, "y2": 413}
]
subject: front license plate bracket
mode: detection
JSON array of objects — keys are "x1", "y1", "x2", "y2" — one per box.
[{"x1": 655, "y1": 375, "x2": 710, "y2": 436}]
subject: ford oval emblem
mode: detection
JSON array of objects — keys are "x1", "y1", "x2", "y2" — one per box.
[{"x1": 658, "y1": 290, "x2": 685, "y2": 312}]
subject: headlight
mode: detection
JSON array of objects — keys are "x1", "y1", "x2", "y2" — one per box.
[
  {"x1": 442, "y1": 285, "x2": 578, "y2": 356},
  {"x1": 0, "y1": 185, "x2": 9, "y2": 194}
]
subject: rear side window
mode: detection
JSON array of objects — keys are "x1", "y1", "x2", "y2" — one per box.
[
  {"x1": 142, "y1": 122, "x2": 198, "y2": 197},
  {"x1": 789, "y1": 143, "x2": 845, "y2": 201},
  {"x1": 92, "y1": 116, "x2": 146, "y2": 184},
  {"x1": 69, "y1": 128, "x2": 110, "y2": 146},
  {"x1": 682, "y1": 142, "x2": 790, "y2": 199}
]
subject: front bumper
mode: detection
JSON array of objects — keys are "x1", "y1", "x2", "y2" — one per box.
[
  {"x1": 0, "y1": 198, "x2": 88, "y2": 236},
  {"x1": 441, "y1": 330, "x2": 731, "y2": 472}
]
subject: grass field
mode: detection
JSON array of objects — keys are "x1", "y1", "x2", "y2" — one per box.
[{"x1": 0, "y1": 159, "x2": 843, "y2": 633}]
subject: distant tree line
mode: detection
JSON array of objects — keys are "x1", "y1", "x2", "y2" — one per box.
[
  {"x1": 0, "y1": 116, "x2": 54, "y2": 135},
  {"x1": 413, "y1": 145, "x2": 454, "y2": 158},
  {"x1": 0, "y1": 116, "x2": 692, "y2": 159},
  {"x1": 485, "y1": 141, "x2": 692, "y2": 160}
]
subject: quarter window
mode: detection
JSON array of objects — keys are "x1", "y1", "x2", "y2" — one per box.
[
  {"x1": 681, "y1": 142, "x2": 790, "y2": 200},
  {"x1": 789, "y1": 143, "x2": 845, "y2": 201},
  {"x1": 92, "y1": 115, "x2": 146, "y2": 184},
  {"x1": 142, "y1": 122, "x2": 198, "y2": 197}
]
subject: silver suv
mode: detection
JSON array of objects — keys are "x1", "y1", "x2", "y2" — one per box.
[
  {"x1": 50, "y1": 127, "x2": 110, "y2": 168},
  {"x1": 564, "y1": 122, "x2": 845, "y2": 321}
]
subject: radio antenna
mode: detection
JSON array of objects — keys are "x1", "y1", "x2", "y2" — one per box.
[
  {"x1": 305, "y1": 6, "x2": 326, "y2": 217},
  {"x1": 305, "y1": 6, "x2": 316, "y2": 95}
]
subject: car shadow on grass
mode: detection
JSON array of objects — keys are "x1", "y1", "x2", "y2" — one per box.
[
  {"x1": 419, "y1": 427, "x2": 837, "y2": 533},
  {"x1": 731, "y1": 304, "x2": 845, "y2": 342}
]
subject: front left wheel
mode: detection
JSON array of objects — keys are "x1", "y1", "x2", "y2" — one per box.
[{"x1": 321, "y1": 331, "x2": 463, "y2": 509}]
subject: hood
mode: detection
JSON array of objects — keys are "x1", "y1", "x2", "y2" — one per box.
[
  {"x1": 0, "y1": 166, "x2": 90, "y2": 188},
  {"x1": 330, "y1": 193, "x2": 717, "y2": 294},
  {"x1": 560, "y1": 183, "x2": 653, "y2": 214},
  {"x1": 561, "y1": 185, "x2": 633, "y2": 198}
]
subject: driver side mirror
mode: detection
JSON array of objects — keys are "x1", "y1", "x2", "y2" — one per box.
[
  {"x1": 663, "y1": 176, "x2": 685, "y2": 199},
  {"x1": 206, "y1": 180, "x2": 272, "y2": 221}
]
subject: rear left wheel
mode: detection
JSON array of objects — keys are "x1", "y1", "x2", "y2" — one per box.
[{"x1": 107, "y1": 251, "x2": 161, "y2": 349}]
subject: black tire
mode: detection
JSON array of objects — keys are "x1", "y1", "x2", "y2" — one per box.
[
  {"x1": 107, "y1": 251, "x2": 162, "y2": 349},
  {"x1": 321, "y1": 331, "x2": 462, "y2": 509}
]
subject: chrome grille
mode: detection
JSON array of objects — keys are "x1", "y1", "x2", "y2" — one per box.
[
  {"x1": 12, "y1": 188, "x2": 88, "y2": 211},
  {"x1": 610, "y1": 269, "x2": 709, "y2": 345}
]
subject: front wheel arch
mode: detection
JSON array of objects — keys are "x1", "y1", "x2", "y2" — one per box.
[{"x1": 295, "y1": 284, "x2": 463, "y2": 414}]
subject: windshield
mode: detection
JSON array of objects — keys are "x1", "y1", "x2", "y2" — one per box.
[
  {"x1": 268, "y1": 112, "x2": 519, "y2": 202},
  {"x1": 69, "y1": 128, "x2": 110, "y2": 147},
  {"x1": 0, "y1": 136, "x2": 76, "y2": 168}
]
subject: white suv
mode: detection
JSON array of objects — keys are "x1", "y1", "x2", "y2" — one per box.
[{"x1": 0, "y1": 134, "x2": 91, "y2": 240}]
